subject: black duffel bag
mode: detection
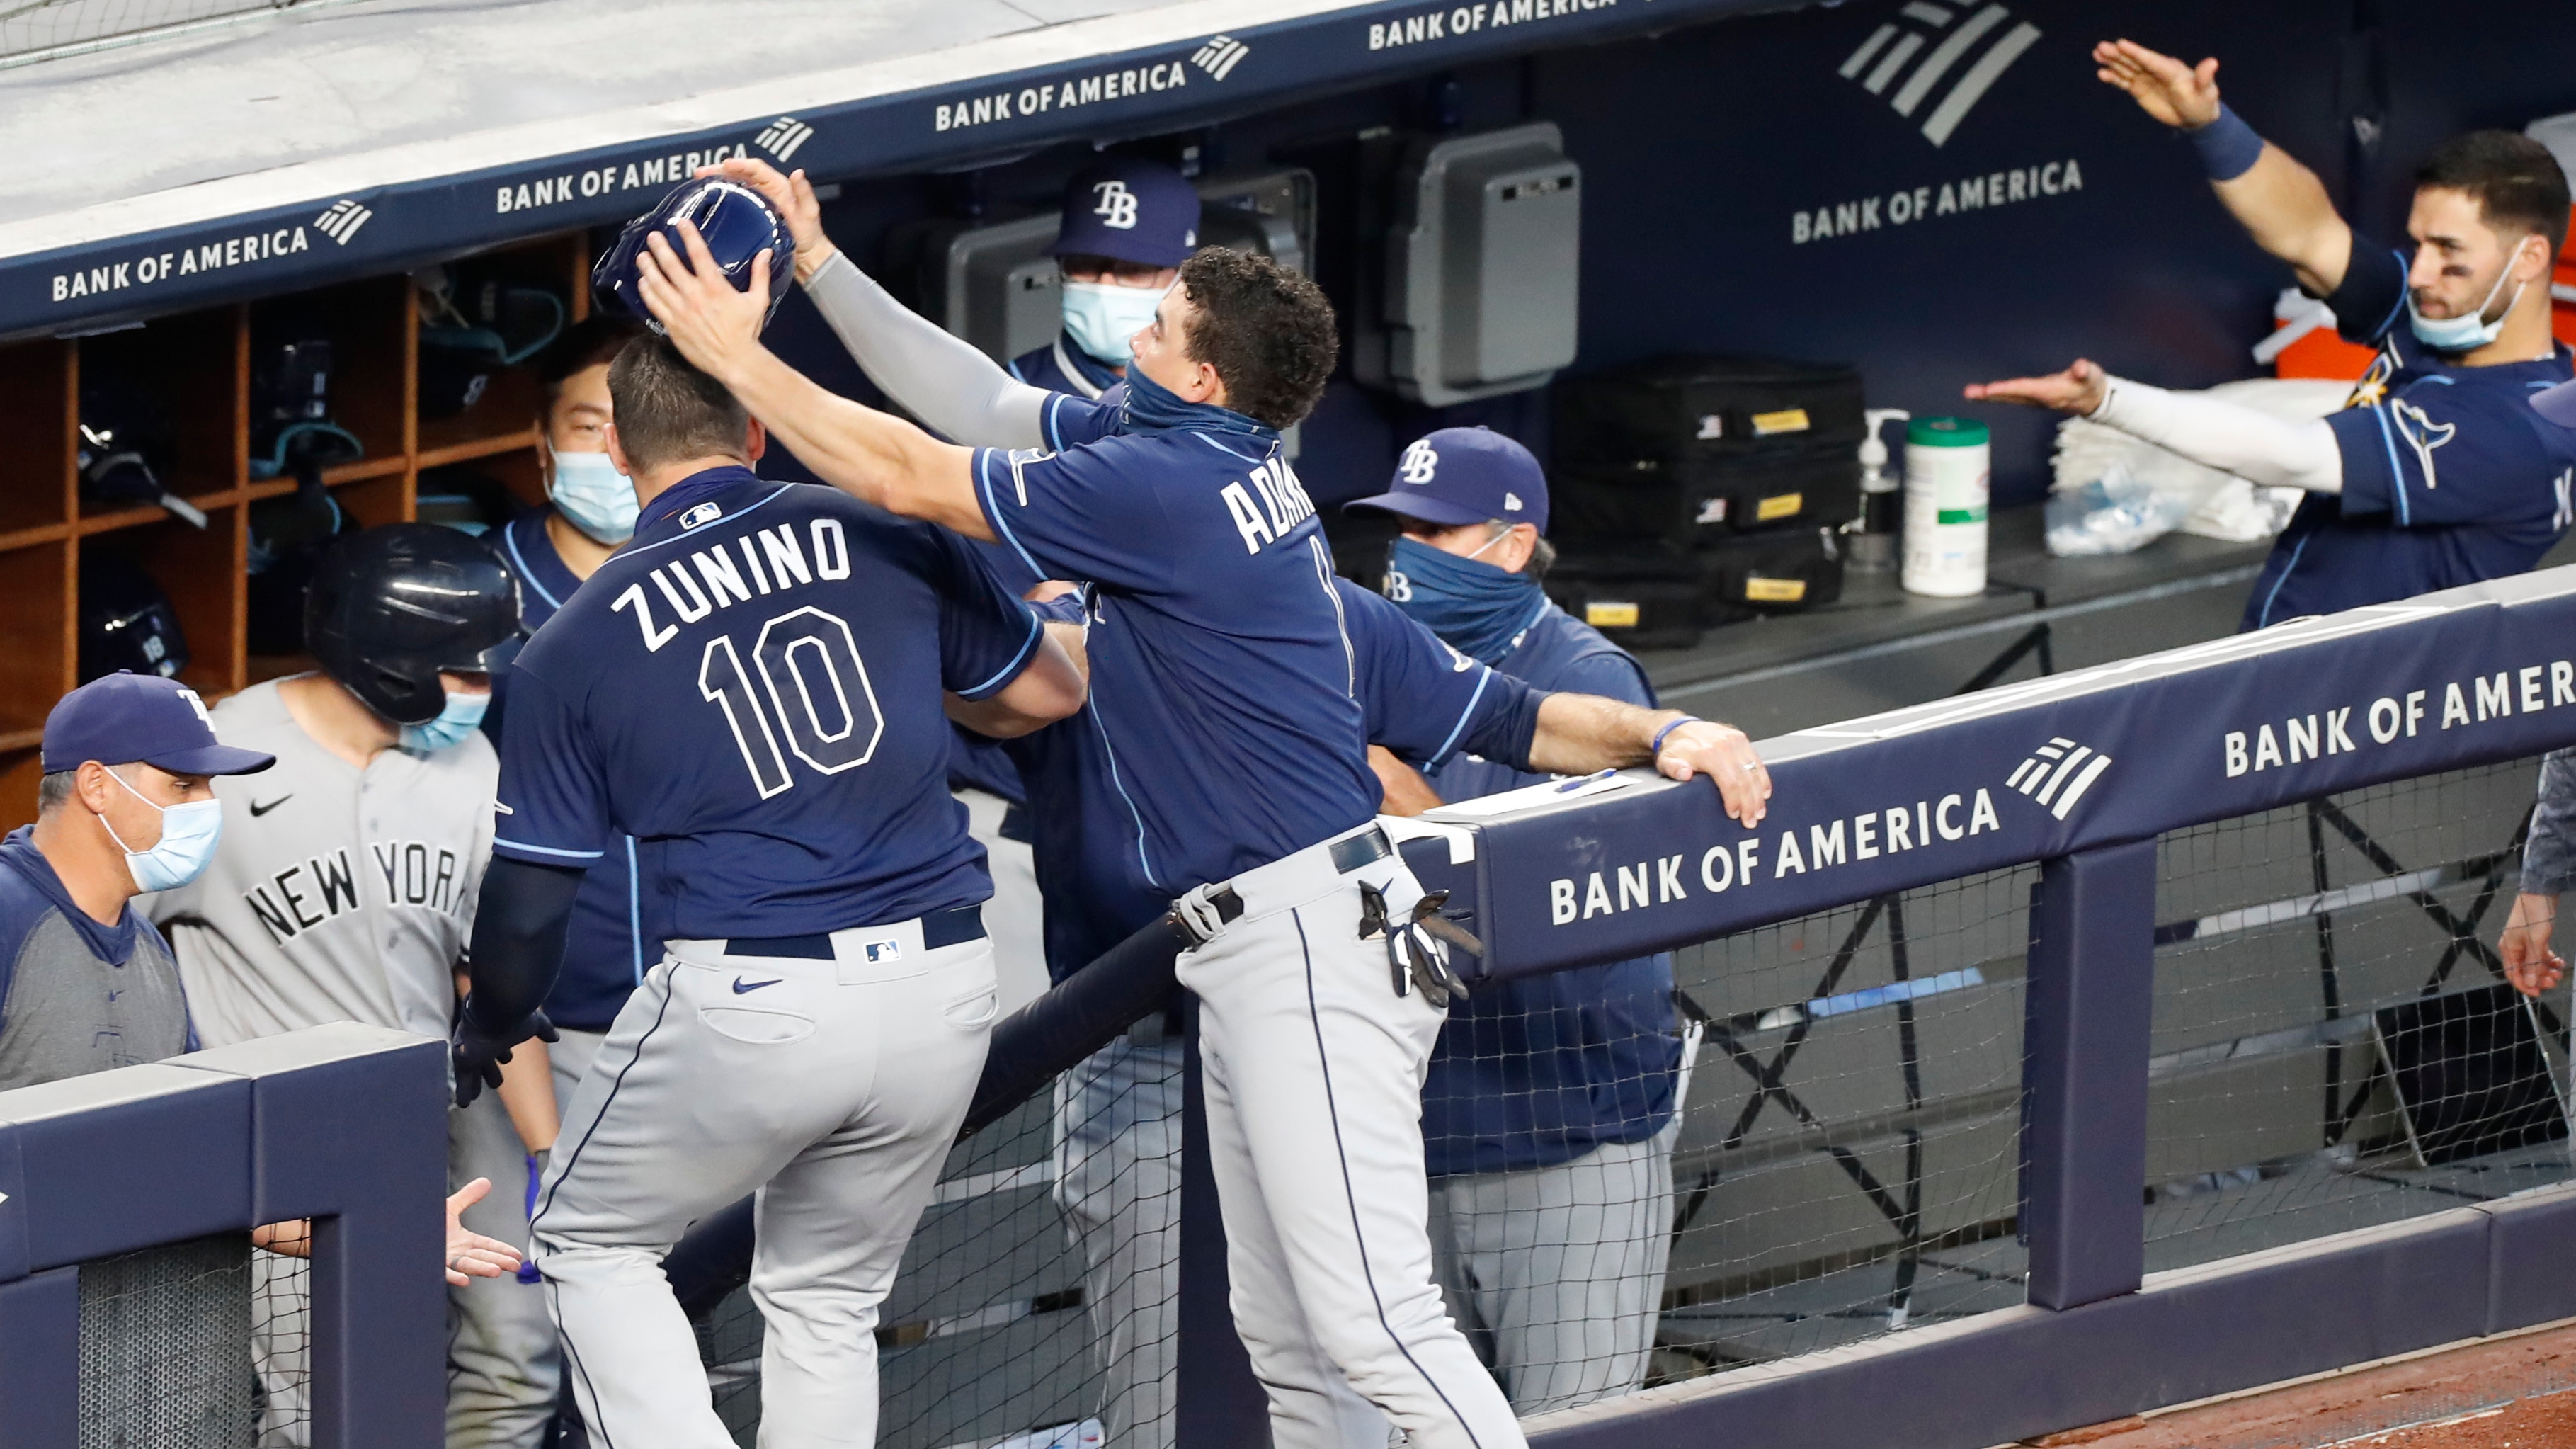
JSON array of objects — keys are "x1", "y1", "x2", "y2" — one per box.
[
  {"x1": 1699, "y1": 527, "x2": 1846, "y2": 612},
  {"x1": 1555, "y1": 354, "x2": 1867, "y2": 477},
  {"x1": 1543, "y1": 544, "x2": 1724, "y2": 652},
  {"x1": 1554, "y1": 451, "x2": 1862, "y2": 545}
]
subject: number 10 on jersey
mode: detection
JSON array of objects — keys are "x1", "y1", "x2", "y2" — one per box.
[{"x1": 700, "y1": 606, "x2": 884, "y2": 797}]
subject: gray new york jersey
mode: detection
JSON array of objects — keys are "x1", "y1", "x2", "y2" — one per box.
[{"x1": 150, "y1": 679, "x2": 496, "y2": 1048}]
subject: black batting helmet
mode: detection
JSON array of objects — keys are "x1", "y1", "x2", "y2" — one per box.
[{"x1": 305, "y1": 524, "x2": 521, "y2": 724}]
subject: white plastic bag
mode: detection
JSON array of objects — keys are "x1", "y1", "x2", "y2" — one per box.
[{"x1": 2046, "y1": 377, "x2": 2348, "y2": 555}]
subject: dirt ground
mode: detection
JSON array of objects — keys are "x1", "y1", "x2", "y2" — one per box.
[{"x1": 2019, "y1": 1321, "x2": 2576, "y2": 1449}]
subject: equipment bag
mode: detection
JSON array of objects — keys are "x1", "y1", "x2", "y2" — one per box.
[
  {"x1": 1554, "y1": 354, "x2": 1868, "y2": 476},
  {"x1": 1699, "y1": 527, "x2": 1846, "y2": 612},
  {"x1": 1554, "y1": 451, "x2": 1863, "y2": 545},
  {"x1": 1543, "y1": 545, "x2": 1719, "y2": 652}
]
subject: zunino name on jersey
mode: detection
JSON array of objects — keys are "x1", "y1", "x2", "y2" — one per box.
[
  {"x1": 243, "y1": 838, "x2": 469, "y2": 945},
  {"x1": 610, "y1": 516, "x2": 855, "y2": 653}
]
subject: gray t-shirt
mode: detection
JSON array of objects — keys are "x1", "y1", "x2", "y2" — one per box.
[
  {"x1": 0, "y1": 827, "x2": 190, "y2": 1091},
  {"x1": 150, "y1": 679, "x2": 496, "y2": 1048}
]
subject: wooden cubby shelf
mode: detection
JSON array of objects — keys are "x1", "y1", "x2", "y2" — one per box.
[{"x1": 0, "y1": 231, "x2": 594, "y2": 825}]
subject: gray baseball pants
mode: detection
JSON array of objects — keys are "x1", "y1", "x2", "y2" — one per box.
[
  {"x1": 532, "y1": 922, "x2": 996, "y2": 1448},
  {"x1": 1176, "y1": 825, "x2": 1525, "y2": 1449},
  {"x1": 1425, "y1": 1121, "x2": 1680, "y2": 1416}
]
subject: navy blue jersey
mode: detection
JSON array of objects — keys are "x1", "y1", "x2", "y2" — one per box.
[
  {"x1": 0, "y1": 826, "x2": 190, "y2": 1057},
  {"x1": 1019, "y1": 579, "x2": 1541, "y2": 983},
  {"x1": 2241, "y1": 235, "x2": 2576, "y2": 630},
  {"x1": 974, "y1": 399, "x2": 1381, "y2": 897},
  {"x1": 1008, "y1": 333, "x2": 1126, "y2": 402},
  {"x1": 489, "y1": 506, "x2": 654, "y2": 1032},
  {"x1": 493, "y1": 468, "x2": 1046, "y2": 938},
  {"x1": 1419, "y1": 604, "x2": 1680, "y2": 1178}
]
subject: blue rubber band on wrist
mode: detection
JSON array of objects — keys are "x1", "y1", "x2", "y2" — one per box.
[
  {"x1": 1651, "y1": 716, "x2": 1702, "y2": 756},
  {"x1": 2190, "y1": 103, "x2": 2264, "y2": 182}
]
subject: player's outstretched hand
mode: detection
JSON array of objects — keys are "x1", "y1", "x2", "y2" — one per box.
[
  {"x1": 450, "y1": 1004, "x2": 559, "y2": 1109},
  {"x1": 2092, "y1": 40, "x2": 2220, "y2": 131},
  {"x1": 1965, "y1": 358, "x2": 2109, "y2": 416},
  {"x1": 702, "y1": 157, "x2": 837, "y2": 282},
  {"x1": 2500, "y1": 892, "x2": 2565, "y2": 998},
  {"x1": 636, "y1": 220, "x2": 772, "y2": 386},
  {"x1": 444, "y1": 1178, "x2": 527, "y2": 1287},
  {"x1": 1655, "y1": 718, "x2": 1770, "y2": 827}
]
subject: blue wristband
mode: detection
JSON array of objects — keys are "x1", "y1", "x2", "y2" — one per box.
[
  {"x1": 2189, "y1": 103, "x2": 2264, "y2": 182},
  {"x1": 1650, "y1": 716, "x2": 1702, "y2": 756}
]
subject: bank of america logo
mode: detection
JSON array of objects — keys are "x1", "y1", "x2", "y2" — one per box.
[
  {"x1": 1192, "y1": 35, "x2": 1249, "y2": 80},
  {"x1": 313, "y1": 199, "x2": 372, "y2": 246},
  {"x1": 2005, "y1": 736, "x2": 2111, "y2": 821},
  {"x1": 1839, "y1": 3, "x2": 2042, "y2": 148},
  {"x1": 756, "y1": 116, "x2": 815, "y2": 163}
]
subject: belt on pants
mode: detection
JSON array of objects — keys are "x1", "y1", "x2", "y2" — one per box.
[
  {"x1": 725, "y1": 904, "x2": 986, "y2": 960},
  {"x1": 1166, "y1": 825, "x2": 1393, "y2": 948}
]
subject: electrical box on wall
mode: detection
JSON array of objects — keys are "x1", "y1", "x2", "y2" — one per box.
[
  {"x1": 1356, "y1": 123, "x2": 1582, "y2": 409},
  {"x1": 913, "y1": 169, "x2": 1318, "y2": 365}
]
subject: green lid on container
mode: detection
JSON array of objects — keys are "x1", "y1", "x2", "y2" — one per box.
[{"x1": 1907, "y1": 416, "x2": 1990, "y2": 448}]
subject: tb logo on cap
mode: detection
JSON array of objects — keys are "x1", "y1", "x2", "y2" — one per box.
[
  {"x1": 1093, "y1": 181, "x2": 1140, "y2": 229},
  {"x1": 1398, "y1": 439, "x2": 1440, "y2": 485}
]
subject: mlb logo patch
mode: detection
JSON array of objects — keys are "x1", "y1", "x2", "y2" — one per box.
[
  {"x1": 865, "y1": 940, "x2": 902, "y2": 965},
  {"x1": 681, "y1": 503, "x2": 722, "y2": 530}
]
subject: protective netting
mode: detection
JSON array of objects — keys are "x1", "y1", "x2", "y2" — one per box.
[
  {"x1": 0, "y1": 0, "x2": 351, "y2": 66},
  {"x1": 699, "y1": 1032, "x2": 1175, "y2": 1449},
  {"x1": 249, "y1": 1247, "x2": 313, "y2": 1447},
  {"x1": 2145, "y1": 756, "x2": 2571, "y2": 1273},
  {"x1": 77, "y1": 1232, "x2": 253, "y2": 1449},
  {"x1": 677, "y1": 758, "x2": 2573, "y2": 1440},
  {"x1": 1657, "y1": 868, "x2": 2034, "y2": 1377}
]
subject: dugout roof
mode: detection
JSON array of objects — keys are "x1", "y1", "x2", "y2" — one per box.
[{"x1": 1, "y1": 0, "x2": 1778, "y2": 340}]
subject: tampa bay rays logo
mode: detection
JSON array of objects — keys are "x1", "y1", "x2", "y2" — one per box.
[
  {"x1": 1398, "y1": 439, "x2": 1440, "y2": 485},
  {"x1": 1093, "y1": 181, "x2": 1140, "y2": 229},
  {"x1": 2344, "y1": 341, "x2": 2399, "y2": 410},
  {"x1": 2391, "y1": 399, "x2": 2457, "y2": 488},
  {"x1": 2004, "y1": 735, "x2": 2111, "y2": 822},
  {"x1": 1837, "y1": 2, "x2": 2044, "y2": 148}
]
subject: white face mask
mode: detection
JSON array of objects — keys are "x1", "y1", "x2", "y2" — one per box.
[
  {"x1": 547, "y1": 443, "x2": 639, "y2": 545},
  {"x1": 2408, "y1": 236, "x2": 2537, "y2": 352},
  {"x1": 98, "y1": 768, "x2": 224, "y2": 893},
  {"x1": 1061, "y1": 280, "x2": 1169, "y2": 366}
]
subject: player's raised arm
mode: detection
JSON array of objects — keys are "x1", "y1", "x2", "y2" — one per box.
[
  {"x1": 708, "y1": 158, "x2": 1052, "y2": 450},
  {"x1": 2094, "y1": 39, "x2": 2353, "y2": 294},
  {"x1": 635, "y1": 225, "x2": 996, "y2": 541}
]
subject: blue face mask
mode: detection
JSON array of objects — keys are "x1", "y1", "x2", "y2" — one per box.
[
  {"x1": 2408, "y1": 237, "x2": 2536, "y2": 352},
  {"x1": 1383, "y1": 535, "x2": 1546, "y2": 665},
  {"x1": 401, "y1": 690, "x2": 490, "y2": 753},
  {"x1": 100, "y1": 768, "x2": 225, "y2": 893},
  {"x1": 548, "y1": 445, "x2": 638, "y2": 545},
  {"x1": 1118, "y1": 365, "x2": 1278, "y2": 445},
  {"x1": 1061, "y1": 280, "x2": 1167, "y2": 366}
]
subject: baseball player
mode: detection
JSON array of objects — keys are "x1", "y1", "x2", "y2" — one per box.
[
  {"x1": 147, "y1": 523, "x2": 529, "y2": 1448},
  {"x1": 642, "y1": 160, "x2": 1770, "y2": 1449},
  {"x1": 1352, "y1": 430, "x2": 1685, "y2": 1415},
  {"x1": 450, "y1": 329, "x2": 1086, "y2": 1448},
  {"x1": 950, "y1": 157, "x2": 1199, "y2": 1018},
  {"x1": 467, "y1": 312, "x2": 651, "y2": 1449},
  {"x1": 1968, "y1": 41, "x2": 2575, "y2": 629}
]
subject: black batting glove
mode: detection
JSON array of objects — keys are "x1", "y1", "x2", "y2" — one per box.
[{"x1": 450, "y1": 1001, "x2": 559, "y2": 1109}]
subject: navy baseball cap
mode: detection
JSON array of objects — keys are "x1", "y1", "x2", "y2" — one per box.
[
  {"x1": 2535, "y1": 378, "x2": 2576, "y2": 429},
  {"x1": 1343, "y1": 427, "x2": 1551, "y2": 535},
  {"x1": 1054, "y1": 159, "x2": 1201, "y2": 269},
  {"x1": 41, "y1": 673, "x2": 273, "y2": 777}
]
